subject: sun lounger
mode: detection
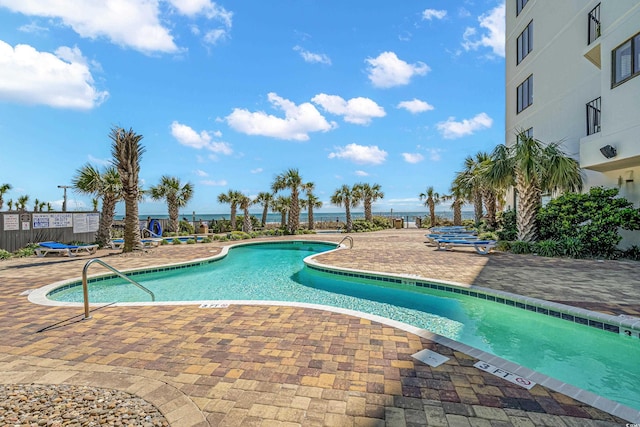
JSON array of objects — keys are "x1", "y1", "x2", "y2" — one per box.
[
  {"x1": 425, "y1": 233, "x2": 478, "y2": 245},
  {"x1": 433, "y1": 239, "x2": 497, "y2": 255},
  {"x1": 35, "y1": 241, "x2": 98, "y2": 257},
  {"x1": 110, "y1": 238, "x2": 162, "y2": 250}
]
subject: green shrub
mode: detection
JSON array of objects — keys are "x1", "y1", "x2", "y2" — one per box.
[
  {"x1": 201, "y1": 236, "x2": 212, "y2": 244},
  {"x1": 535, "y1": 240, "x2": 562, "y2": 257},
  {"x1": 495, "y1": 241, "x2": 512, "y2": 252},
  {"x1": 478, "y1": 231, "x2": 498, "y2": 241},
  {"x1": 172, "y1": 238, "x2": 182, "y2": 245},
  {"x1": 0, "y1": 249, "x2": 11, "y2": 259},
  {"x1": 179, "y1": 220, "x2": 195, "y2": 234},
  {"x1": 186, "y1": 239, "x2": 196, "y2": 244},
  {"x1": 372, "y1": 216, "x2": 392, "y2": 229},
  {"x1": 228, "y1": 231, "x2": 251, "y2": 240},
  {"x1": 538, "y1": 187, "x2": 640, "y2": 258},
  {"x1": 510, "y1": 241, "x2": 533, "y2": 254},
  {"x1": 14, "y1": 243, "x2": 39, "y2": 258},
  {"x1": 623, "y1": 245, "x2": 640, "y2": 261},
  {"x1": 160, "y1": 239, "x2": 170, "y2": 245},
  {"x1": 560, "y1": 236, "x2": 585, "y2": 258},
  {"x1": 496, "y1": 209, "x2": 517, "y2": 241}
]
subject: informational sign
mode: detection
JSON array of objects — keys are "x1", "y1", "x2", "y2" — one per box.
[
  {"x1": 73, "y1": 213, "x2": 100, "y2": 233},
  {"x1": 32, "y1": 213, "x2": 73, "y2": 229},
  {"x1": 3, "y1": 214, "x2": 19, "y2": 231},
  {"x1": 20, "y1": 213, "x2": 31, "y2": 230},
  {"x1": 474, "y1": 361, "x2": 536, "y2": 389}
]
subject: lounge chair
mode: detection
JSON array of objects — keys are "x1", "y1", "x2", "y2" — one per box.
[
  {"x1": 424, "y1": 233, "x2": 478, "y2": 246},
  {"x1": 433, "y1": 238, "x2": 497, "y2": 255},
  {"x1": 35, "y1": 241, "x2": 98, "y2": 257},
  {"x1": 110, "y1": 238, "x2": 162, "y2": 250}
]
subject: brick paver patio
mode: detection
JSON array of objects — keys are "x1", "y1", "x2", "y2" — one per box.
[{"x1": 1, "y1": 228, "x2": 639, "y2": 426}]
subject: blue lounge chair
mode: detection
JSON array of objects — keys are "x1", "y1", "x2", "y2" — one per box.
[
  {"x1": 35, "y1": 241, "x2": 98, "y2": 257},
  {"x1": 433, "y1": 238, "x2": 497, "y2": 255},
  {"x1": 110, "y1": 238, "x2": 162, "y2": 250}
]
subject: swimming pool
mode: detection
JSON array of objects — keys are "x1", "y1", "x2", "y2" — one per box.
[{"x1": 41, "y1": 240, "x2": 640, "y2": 415}]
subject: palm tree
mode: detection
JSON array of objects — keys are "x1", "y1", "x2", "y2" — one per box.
[
  {"x1": 0, "y1": 183, "x2": 12, "y2": 210},
  {"x1": 442, "y1": 185, "x2": 466, "y2": 226},
  {"x1": 73, "y1": 164, "x2": 123, "y2": 248},
  {"x1": 272, "y1": 168, "x2": 305, "y2": 234},
  {"x1": 17, "y1": 195, "x2": 29, "y2": 212},
  {"x1": 254, "y1": 192, "x2": 274, "y2": 228},
  {"x1": 486, "y1": 131, "x2": 583, "y2": 242},
  {"x1": 331, "y1": 184, "x2": 359, "y2": 233},
  {"x1": 6, "y1": 200, "x2": 13, "y2": 211},
  {"x1": 272, "y1": 195, "x2": 291, "y2": 228},
  {"x1": 217, "y1": 190, "x2": 242, "y2": 230},
  {"x1": 110, "y1": 126, "x2": 145, "y2": 252},
  {"x1": 453, "y1": 156, "x2": 485, "y2": 225},
  {"x1": 419, "y1": 186, "x2": 441, "y2": 227},
  {"x1": 354, "y1": 183, "x2": 384, "y2": 222},
  {"x1": 33, "y1": 198, "x2": 40, "y2": 212},
  {"x1": 238, "y1": 193, "x2": 253, "y2": 232},
  {"x1": 300, "y1": 183, "x2": 322, "y2": 230},
  {"x1": 149, "y1": 176, "x2": 194, "y2": 234}
]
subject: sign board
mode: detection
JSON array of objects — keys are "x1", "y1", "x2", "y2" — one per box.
[
  {"x1": 32, "y1": 213, "x2": 73, "y2": 229},
  {"x1": 474, "y1": 361, "x2": 536, "y2": 389},
  {"x1": 73, "y1": 213, "x2": 100, "y2": 233},
  {"x1": 3, "y1": 214, "x2": 19, "y2": 231}
]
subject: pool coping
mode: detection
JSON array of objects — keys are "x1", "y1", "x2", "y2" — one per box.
[{"x1": 25, "y1": 240, "x2": 640, "y2": 423}]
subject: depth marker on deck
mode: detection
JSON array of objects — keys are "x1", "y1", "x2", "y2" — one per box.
[
  {"x1": 474, "y1": 361, "x2": 536, "y2": 389},
  {"x1": 199, "y1": 303, "x2": 230, "y2": 308},
  {"x1": 412, "y1": 349, "x2": 449, "y2": 367}
]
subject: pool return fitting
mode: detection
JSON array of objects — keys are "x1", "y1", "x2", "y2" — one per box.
[{"x1": 81, "y1": 259, "x2": 155, "y2": 320}]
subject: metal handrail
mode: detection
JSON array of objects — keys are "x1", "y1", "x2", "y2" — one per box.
[
  {"x1": 82, "y1": 258, "x2": 155, "y2": 320},
  {"x1": 337, "y1": 235, "x2": 353, "y2": 249}
]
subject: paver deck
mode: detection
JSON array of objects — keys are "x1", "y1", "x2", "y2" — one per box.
[{"x1": 1, "y1": 228, "x2": 639, "y2": 426}]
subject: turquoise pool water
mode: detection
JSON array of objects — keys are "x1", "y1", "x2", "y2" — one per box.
[{"x1": 48, "y1": 241, "x2": 640, "y2": 411}]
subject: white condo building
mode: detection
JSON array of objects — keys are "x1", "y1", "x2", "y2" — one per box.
[{"x1": 505, "y1": 1, "x2": 640, "y2": 209}]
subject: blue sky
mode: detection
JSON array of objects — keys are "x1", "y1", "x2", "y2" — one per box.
[{"x1": 0, "y1": 0, "x2": 505, "y2": 216}]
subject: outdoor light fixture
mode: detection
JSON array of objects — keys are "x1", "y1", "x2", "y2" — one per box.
[{"x1": 599, "y1": 145, "x2": 617, "y2": 159}]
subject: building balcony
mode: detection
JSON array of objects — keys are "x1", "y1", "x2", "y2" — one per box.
[
  {"x1": 584, "y1": 3, "x2": 601, "y2": 68},
  {"x1": 580, "y1": 128, "x2": 640, "y2": 172}
]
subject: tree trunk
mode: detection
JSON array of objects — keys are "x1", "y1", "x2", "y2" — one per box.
[
  {"x1": 453, "y1": 201, "x2": 462, "y2": 226},
  {"x1": 484, "y1": 190, "x2": 497, "y2": 229},
  {"x1": 289, "y1": 190, "x2": 299, "y2": 234},
  {"x1": 429, "y1": 201, "x2": 436, "y2": 227},
  {"x1": 261, "y1": 205, "x2": 268, "y2": 227},
  {"x1": 308, "y1": 207, "x2": 315, "y2": 230},
  {"x1": 345, "y1": 203, "x2": 352, "y2": 233},
  {"x1": 123, "y1": 195, "x2": 141, "y2": 252},
  {"x1": 516, "y1": 174, "x2": 541, "y2": 242},
  {"x1": 168, "y1": 197, "x2": 179, "y2": 234},
  {"x1": 230, "y1": 204, "x2": 237, "y2": 230},
  {"x1": 243, "y1": 208, "x2": 252, "y2": 232},
  {"x1": 97, "y1": 196, "x2": 117, "y2": 247},
  {"x1": 364, "y1": 199, "x2": 372, "y2": 222},
  {"x1": 280, "y1": 212, "x2": 286, "y2": 227},
  {"x1": 473, "y1": 191, "x2": 483, "y2": 225}
]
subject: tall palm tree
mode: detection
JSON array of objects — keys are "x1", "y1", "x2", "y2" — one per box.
[
  {"x1": 272, "y1": 195, "x2": 291, "y2": 228},
  {"x1": 486, "y1": 131, "x2": 583, "y2": 242},
  {"x1": 217, "y1": 189, "x2": 242, "y2": 230},
  {"x1": 453, "y1": 155, "x2": 485, "y2": 225},
  {"x1": 354, "y1": 183, "x2": 384, "y2": 222},
  {"x1": 272, "y1": 168, "x2": 305, "y2": 234},
  {"x1": 331, "y1": 184, "x2": 359, "y2": 233},
  {"x1": 110, "y1": 126, "x2": 145, "y2": 252},
  {"x1": 149, "y1": 176, "x2": 194, "y2": 234},
  {"x1": 33, "y1": 198, "x2": 40, "y2": 212},
  {"x1": 17, "y1": 195, "x2": 29, "y2": 212},
  {"x1": 300, "y1": 183, "x2": 322, "y2": 230},
  {"x1": 442, "y1": 185, "x2": 466, "y2": 226},
  {"x1": 72, "y1": 164, "x2": 122, "y2": 247},
  {"x1": 6, "y1": 200, "x2": 13, "y2": 211},
  {"x1": 254, "y1": 192, "x2": 274, "y2": 228},
  {"x1": 419, "y1": 186, "x2": 441, "y2": 227},
  {"x1": 238, "y1": 193, "x2": 253, "y2": 232},
  {"x1": 0, "y1": 183, "x2": 12, "y2": 210}
]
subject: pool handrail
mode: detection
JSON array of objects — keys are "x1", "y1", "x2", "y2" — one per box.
[
  {"x1": 338, "y1": 235, "x2": 353, "y2": 249},
  {"x1": 81, "y1": 258, "x2": 156, "y2": 320}
]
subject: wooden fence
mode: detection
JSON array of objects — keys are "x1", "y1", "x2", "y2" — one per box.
[{"x1": 0, "y1": 211, "x2": 99, "y2": 253}]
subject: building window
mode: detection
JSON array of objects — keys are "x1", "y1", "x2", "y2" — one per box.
[
  {"x1": 612, "y1": 32, "x2": 640, "y2": 87},
  {"x1": 517, "y1": 75, "x2": 533, "y2": 113},
  {"x1": 517, "y1": 21, "x2": 533, "y2": 64},
  {"x1": 586, "y1": 97, "x2": 601, "y2": 136},
  {"x1": 516, "y1": 0, "x2": 529, "y2": 16},
  {"x1": 524, "y1": 127, "x2": 533, "y2": 138}
]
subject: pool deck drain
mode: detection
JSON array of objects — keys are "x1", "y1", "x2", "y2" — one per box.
[{"x1": 1, "y1": 228, "x2": 639, "y2": 425}]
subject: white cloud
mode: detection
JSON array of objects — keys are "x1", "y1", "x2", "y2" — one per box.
[
  {"x1": 462, "y1": 2, "x2": 505, "y2": 57},
  {"x1": 293, "y1": 46, "x2": 331, "y2": 65},
  {"x1": 168, "y1": 0, "x2": 232, "y2": 25},
  {"x1": 87, "y1": 154, "x2": 111, "y2": 166},
  {"x1": 201, "y1": 179, "x2": 228, "y2": 186},
  {"x1": 402, "y1": 153, "x2": 424, "y2": 164},
  {"x1": 328, "y1": 143, "x2": 387, "y2": 165},
  {"x1": 422, "y1": 9, "x2": 447, "y2": 20},
  {"x1": 203, "y1": 28, "x2": 228, "y2": 45},
  {"x1": 0, "y1": 0, "x2": 179, "y2": 53},
  {"x1": 397, "y1": 99, "x2": 434, "y2": 114},
  {"x1": 0, "y1": 41, "x2": 108, "y2": 109},
  {"x1": 225, "y1": 93, "x2": 336, "y2": 141},
  {"x1": 428, "y1": 148, "x2": 442, "y2": 161},
  {"x1": 251, "y1": 168, "x2": 263, "y2": 174},
  {"x1": 311, "y1": 94, "x2": 385, "y2": 125},
  {"x1": 194, "y1": 169, "x2": 209, "y2": 177},
  {"x1": 436, "y1": 112, "x2": 493, "y2": 139},
  {"x1": 170, "y1": 121, "x2": 233, "y2": 154},
  {"x1": 365, "y1": 51, "x2": 429, "y2": 88},
  {"x1": 355, "y1": 170, "x2": 369, "y2": 177}
]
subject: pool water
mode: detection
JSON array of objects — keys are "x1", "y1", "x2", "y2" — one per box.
[{"x1": 48, "y1": 241, "x2": 640, "y2": 411}]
